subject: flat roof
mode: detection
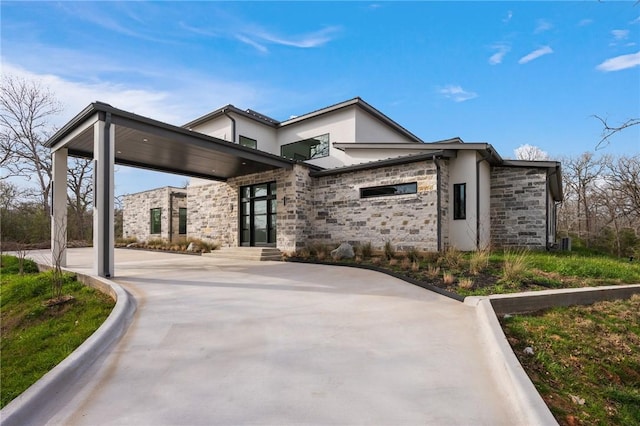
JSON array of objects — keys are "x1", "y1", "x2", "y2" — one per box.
[{"x1": 46, "y1": 102, "x2": 296, "y2": 181}]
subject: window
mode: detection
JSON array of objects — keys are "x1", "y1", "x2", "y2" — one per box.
[
  {"x1": 360, "y1": 182, "x2": 417, "y2": 199},
  {"x1": 239, "y1": 135, "x2": 257, "y2": 149},
  {"x1": 150, "y1": 208, "x2": 162, "y2": 234},
  {"x1": 453, "y1": 183, "x2": 466, "y2": 220},
  {"x1": 281, "y1": 133, "x2": 329, "y2": 161},
  {"x1": 179, "y1": 208, "x2": 187, "y2": 235}
]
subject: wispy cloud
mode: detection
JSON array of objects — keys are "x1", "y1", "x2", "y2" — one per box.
[
  {"x1": 518, "y1": 46, "x2": 553, "y2": 64},
  {"x1": 534, "y1": 19, "x2": 553, "y2": 34},
  {"x1": 252, "y1": 26, "x2": 340, "y2": 49},
  {"x1": 612, "y1": 29, "x2": 630, "y2": 40},
  {"x1": 489, "y1": 43, "x2": 510, "y2": 65},
  {"x1": 596, "y1": 51, "x2": 640, "y2": 72},
  {"x1": 578, "y1": 19, "x2": 593, "y2": 27},
  {"x1": 631, "y1": 16, "x2": 640, "y2": 25},
  {"x1": 503, "y1": 11, "x2": 513, "y2": 23},
  {"x1": 439, "y1": 85, "x2": 478, "y2": 102}
]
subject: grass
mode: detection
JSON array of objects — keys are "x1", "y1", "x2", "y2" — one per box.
[
  {"x1": 0, "y1": 255, "x2": 115, "y2": 408},
  {"x1": 502, "y1": 295, "x2": 640, "y2": 425}
]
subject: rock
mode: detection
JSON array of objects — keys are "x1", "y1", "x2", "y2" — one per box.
[
  {"x1": 331, "y1": 243, "x2": 355, "y2": 260},
  {"x1": 569, "y1": 394, "x2": 585, "y2": 405},
  {"x1": 523, "y1": 346, "x2": 535, "y2": 355},
  {"x1": 186, "y1": 242, "x2": 195, "y2": 252}
]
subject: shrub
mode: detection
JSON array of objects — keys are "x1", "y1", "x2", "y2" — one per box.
[
  {"x1": 458, "y1": 277, "x2": 474, "y2": 289},
  {"x1": 443, "y1": 272, "x2": 455, "y2": 285},
  {"x1": 411, "y1": 260, "x2": 420, "y2": 272},
  {"x1": 388, "y1": 258, "x2": 399, "y2": 267},
  {"x1": 406, "y1": 247, "x2": 421, "y2": 263},
  {"x1": 383, "y1": 240, "x2": 395, "y2": 261},
  {"x1": 440, "y1": 247, "x2": 465, "y2": 271},
  {"x1": 469, "y1": 249, "x2": 490, "y2": 275},
  {"x1": 502, "y1": 250, "x2": 529, "y2": 284},
  {"x1": 425, "y1": 264, "x2": 441, "y2": 279},
  {"x1": 400, "y1": 257, "x2": 411, "y2": 270},
  {"x1": 358, "y1": 242, "x2": 373, "y2": 259}
]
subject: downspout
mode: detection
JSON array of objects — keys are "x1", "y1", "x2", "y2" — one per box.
[
  {"x1": 103, "y1": 112, "x2": 111, "y2": 277},
  {"x1": 434, "y1": 156, "x2": 442, "y2": 252},
  {"x1": 169, "y1": 191, "x2": 173, "y2": 243},
  {"x1": 545, "y1": 168, "x2": 560, "y2": 251},
  {"x1": 223, "y1": 108, "x2": 237, "y2": 143},
  {"x1": 475, "y1": 150, "x2": 492, "y2": 250}
]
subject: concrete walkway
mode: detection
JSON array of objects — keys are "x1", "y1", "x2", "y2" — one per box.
[{"x1": 22, "y1": 249, "x2": 523, "y2": 425}]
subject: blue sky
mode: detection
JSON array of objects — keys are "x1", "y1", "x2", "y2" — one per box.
[{"x1": 2, "y1": 1, "x2": 639, "y2": 196}]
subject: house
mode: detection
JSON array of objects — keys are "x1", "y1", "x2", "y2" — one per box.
[{"x1": 123, "y1": 97, "x2": 563, "y2": 253}]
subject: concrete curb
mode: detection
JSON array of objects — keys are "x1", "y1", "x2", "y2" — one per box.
[
  {"x1": 465, "y1": 296, "x2": 559, "y2": 426},
  {"x1": 0, "y1": 267, "x2": 136, "y2": 426}
]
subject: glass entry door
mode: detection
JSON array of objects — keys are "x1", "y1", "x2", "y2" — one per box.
[{"x1": 240, "y1": 182, "x2": 277, "y2": 247}]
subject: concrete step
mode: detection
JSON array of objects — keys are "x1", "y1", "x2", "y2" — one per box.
[{"x1": 202, "y1": 247, "x2": 283, "y2": 261}]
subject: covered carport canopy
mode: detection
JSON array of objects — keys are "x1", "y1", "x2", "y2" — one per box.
[{"x1": 46, "y1": 102, "x2": 295, "y2": 277}]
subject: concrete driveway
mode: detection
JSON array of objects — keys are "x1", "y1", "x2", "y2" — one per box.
[{"x1": 27, "y1": 248, "x2": 519, "y2": 425}]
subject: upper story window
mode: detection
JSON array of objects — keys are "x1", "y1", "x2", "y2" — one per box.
[
  {"x1": 239, "y1": 135, "x2": 257, "y2": 149},
  {"x1": 360, "y1": 182, "x2": 417, "y2": 199},
  {"x1": 453, "y1": 183, "x2": 466, "y2": 220},
  {"x1": 281, "y1": 133, "x2": 329, "y2": 161}
]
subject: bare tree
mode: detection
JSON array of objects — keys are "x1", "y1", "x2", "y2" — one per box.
[
  {"x1": 514, "y1": 144, "x2": 550, "y2": 161},
  {"x1": 593, "y1": 115, "x2": 640, "y2": 150},
  {"x1": 0, "y1": 75, "x2": 61, "y2": 213},
  {"x1": 67, "y1": 158, "x2": 93, "y2": 241}
]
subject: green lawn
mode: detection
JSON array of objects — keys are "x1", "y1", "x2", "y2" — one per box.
[
  {"x1": 502, "y1": 295, "x2": 640, "y2": 426},
  {"x1": 0, "y1": 255, "x2": 115, "y2": 408}
]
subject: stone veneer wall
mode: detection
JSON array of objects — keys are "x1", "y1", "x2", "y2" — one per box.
[
  {"x1": 187, "y1": 164, "x2": 313, "y2": 253},
  {"x1": 490, "y1": 167, "x2": 547, "y2": 249},
  {"x1": 123, "y1": 187, "x2": 187, "y2": 242},
  {"x1": 311, "y1": 160, "x2": 440, "y2": 251}
]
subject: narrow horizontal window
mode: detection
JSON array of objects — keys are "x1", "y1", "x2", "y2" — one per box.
[
  {"x1": 360, "y1": 182, "x2": 417, "y2": 199},
  {"x1": 281, "y1": 133, "x2": 329, "y2": 161},
  {"x1": 453, "y1": 183, "x2": 466, "y2": 220}
]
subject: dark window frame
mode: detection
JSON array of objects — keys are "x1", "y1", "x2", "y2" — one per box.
[
  {"x1": 280, "y1": 133, "x2": 329, "y2": 161},
  {"x1": 360, "y1": 182, "x2": 418, "y2": 199},
  {"x1": 150, "y1": 208, "x2": 162, "y2": 234},
  {"x1": 453, "y1": 183, "x2": 466, "y2": 220},
  {"x1": 239, "y1": 135, "x2": 257, "y2": 149},
  {"x1": 178, "y1": 207, "x2": 187, "y2": 235}
]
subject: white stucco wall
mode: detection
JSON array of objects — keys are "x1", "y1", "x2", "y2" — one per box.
[
  {"x1": 278, "y1": 108, "x2": 356, "y2": 169},
  {"x1": 355, "y1": 108, "x2": 418, "y2": 143},
  {"x1": 448, "y1": 151, "x2": 478, "y2": 251},
  {"x1": 235, "y1": 118, "x2": 278, "y2": 154},
  {"x1": 190, "y1": 115, "x2": 233, "y2": 141}
]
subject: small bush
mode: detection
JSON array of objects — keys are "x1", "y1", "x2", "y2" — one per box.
[
  {"x1": 411, "y1": 261, "x2": 420, "y2": 272},
  {"x1": 358, "y1": 242, "x2": 373, "y2": 259},
  {"x1": 383, "y1": 241, "x2": 395, "y2": 261},
  {"x1": 443, "y1": 272, "x2": 455, "y2": 285},
  {"x1": 371, "y1": 257, "x2": 382, "y2": 266},
  {"x1": 388, "y1": 258, "x2": 399, "y2": 267},
  {"x1": 425, "y1": 264, "x2": 441, "y2": 279},
  {"x1": 400, "y1": 257, "x2": 411, "y2": 270},
  {"x1": 115, "y1": 237, "x2": 138, "y2": 245},
  {"x1": 406, "y1": 247, "x2": 421, "y2": 263},
  {"x1": 502, "y1": 250, "x2": 529, "y2": 284},
  {"x1": 1, "y1": 255, "x2": 39, "y2": 275},
  {"x1": 458, "y1": 277, "x2": 474, "y2": 289},
  {"x1": 440, "y1": 247, "x2": 465, "y2": 271},
  {"x1": 469, "y1": 249, "x2": 490, "y2": 275}
]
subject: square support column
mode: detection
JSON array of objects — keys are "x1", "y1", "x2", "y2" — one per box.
[
  {"x1": 51, "y1": 148, "x2": 68, "y2": 267},
  {"x1": 93, "y1": 116, "x2": 115, "y2": 277}
]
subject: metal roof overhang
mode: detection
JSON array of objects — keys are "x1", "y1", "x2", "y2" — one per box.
[{"x1": 46, "y1": 102, "x2": 295, "y2": 181}]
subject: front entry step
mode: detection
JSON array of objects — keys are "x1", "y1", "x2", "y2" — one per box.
[{"x1": 202, "y1": 247, "x2": 283, "y2": 261}]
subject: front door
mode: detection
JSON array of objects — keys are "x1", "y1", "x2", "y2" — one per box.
[{"x1": 240, "y1": 182, "x2": 277, "y2": 247}]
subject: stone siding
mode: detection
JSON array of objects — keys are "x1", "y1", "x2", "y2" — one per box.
[
  {"x1": 187, "y1": 165, "x2": 313, "y2": 253},
  {"x1": 490, "y1": 167, "x2": 547, "y2": 249},
  {"x1": 123, "y1": 187, "x2": 187, "y2": 242},
  {"x1": 311, "y1": 161, "x2": 440, "y2": 251}
]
